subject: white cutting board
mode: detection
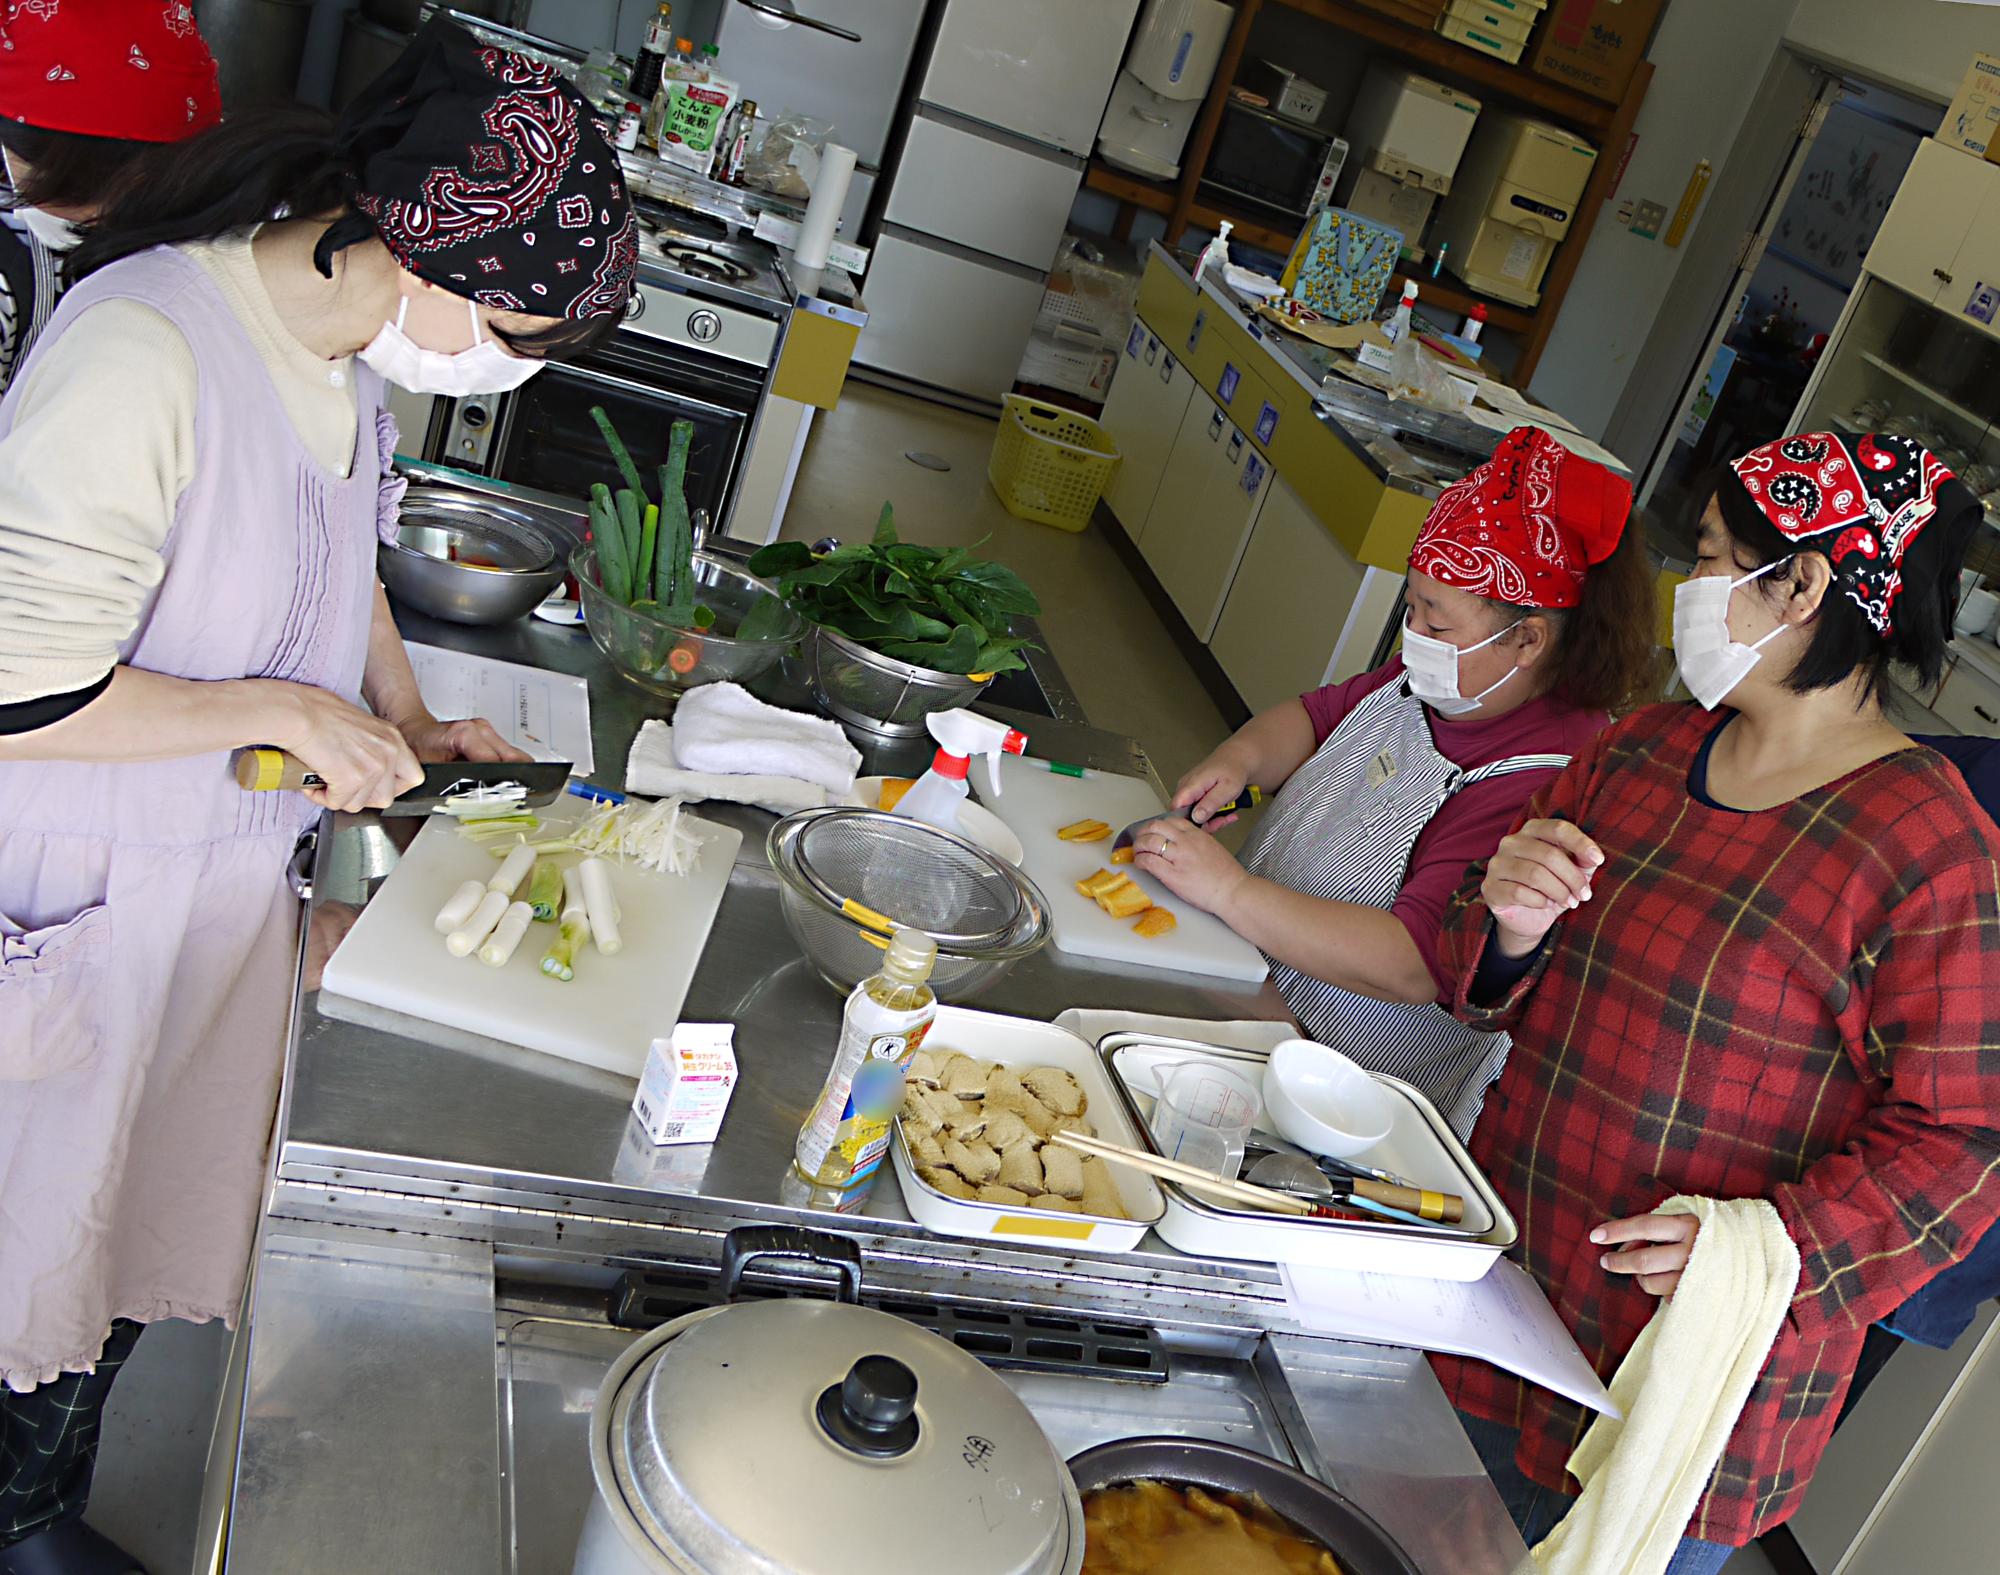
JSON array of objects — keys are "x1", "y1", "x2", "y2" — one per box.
[
  {"x1": 981, "y1": 756, "x2": 1268, "y2": 983},
  {"x1": 320, "y1": 801, "x2": 742, "y2": 1078}
]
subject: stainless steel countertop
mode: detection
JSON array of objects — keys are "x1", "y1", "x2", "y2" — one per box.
[{"x1": 229, "y1": 608, "x2": 1528, "y2": 1574}]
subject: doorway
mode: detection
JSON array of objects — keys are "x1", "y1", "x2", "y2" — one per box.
[{"x1": 1641, "y1": 74, "x2": 1942, "y2": 556}]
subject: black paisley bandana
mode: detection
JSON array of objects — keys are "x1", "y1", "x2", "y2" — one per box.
[
  {"x1": 334, "y1": 17, "x2": 636, "y2": 320},
  {"x1": 1731, "y1": 430, "x2": 1973, "y2": 636}
]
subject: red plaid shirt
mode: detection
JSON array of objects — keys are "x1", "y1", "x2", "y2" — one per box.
[{"x1": 1436, "y1": 704, "x2": 2000, "y2": 1545}]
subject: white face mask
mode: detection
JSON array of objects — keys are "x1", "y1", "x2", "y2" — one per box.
[
  {"x1": 1402, "y1": 616, "x2": 1519, "y2": 716},
  {"x1": 1672, "y1": 560, "x2": 1790, "y2": 710},
  {"x1": 357, "y1": 296, "x2": 545, "y2": 397},
  {"x1": 16, "y1": 204, "x2": 82, "y2": 251}
]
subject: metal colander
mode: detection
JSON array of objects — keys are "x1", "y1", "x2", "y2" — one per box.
[{"x1": 768, "y1": 809, "x2": 1049, "y2": 999}]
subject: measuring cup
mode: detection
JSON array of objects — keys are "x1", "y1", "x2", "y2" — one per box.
[{"x1": 1148, "y1": 1062, "x2": 1262, "y2": 1180}]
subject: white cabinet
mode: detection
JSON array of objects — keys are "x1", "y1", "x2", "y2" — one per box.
[
  {"x1": 1098, "y1": 324, "x2": 1195, "y2": 539},
  {"x1": 1138, "y1": 393, "x2": 1271, "y2": 641},
  {"x1": 1931, "y1": 656, "x2": 2000, "y2": 736},
  {"x1": 1866, "y1": 139, "x2": 1984, "y2": 311},
  {"x1": 1211, "y1": 473, "x2": 1370, "y2": 716}
]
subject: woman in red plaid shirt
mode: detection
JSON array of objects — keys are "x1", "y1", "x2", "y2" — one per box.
[{"x1": 1438, "y1": 431, "x2": 2000, "y2": 1567}]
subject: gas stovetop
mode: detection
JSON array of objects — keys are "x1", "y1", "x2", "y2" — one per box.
[
  {"x1": 494, "y1": 1271, "x2": 1300, "y2": 1575},
  {"x1": 634, "y1": 197, "x2": 790, "y2": 310}
]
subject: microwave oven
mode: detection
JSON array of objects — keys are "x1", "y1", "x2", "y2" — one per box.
[{"x1": 1202, "y1": 100, "x2": 1349, "y2": 221}]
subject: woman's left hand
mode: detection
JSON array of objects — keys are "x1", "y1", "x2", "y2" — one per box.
[
  {"x1": 1592, "y1": 1212, "x2": 1700, "y2": 1298},
  {"x1": 1133, "y1": 815, "x2": 1252, "y2": 916},
  {"x1": 399, "y1": 714, "x2": 532, "y2": 764}
]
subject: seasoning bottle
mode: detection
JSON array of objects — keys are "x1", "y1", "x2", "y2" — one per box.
[
  {"x1": 613, "y1": 101, "x2": 643, "y2": 152},
  {"x1": 721, "y1": 99, "x2": 758, "y2": 185},
  {"x1": 793, "y1": 931, "x2": 938, "y2": 1194},
  {"x1": 628, "y1": 2, "x2": 674, "y2": 101}
]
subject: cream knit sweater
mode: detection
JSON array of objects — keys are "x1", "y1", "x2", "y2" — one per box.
[{"x1": 0, "y1": 231, "x2": 364, "y2": 705}]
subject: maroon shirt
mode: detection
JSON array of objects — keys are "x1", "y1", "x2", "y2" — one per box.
[
  {"x1": 1438, "y1": 704, "x2": 2000, "y2": 1544},
  {"x1": 1299, "y1": 659, "x2": 1607, "y2": 998}
]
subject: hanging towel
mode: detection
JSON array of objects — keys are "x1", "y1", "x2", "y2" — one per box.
[
  {"x1": 1532, "y1": 1195, "x2": 1801, "y2": 1575},
  {"x1": 626, "y1": 719, "x2": 833, "y2": 815},
  {"x1": 671, "y1": 682, "x2": 861, "y2": 795}
]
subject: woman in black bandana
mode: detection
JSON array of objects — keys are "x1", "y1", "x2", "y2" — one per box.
[{"x1": 0, "y1": 21, "x2": 634, "y2": 1570}]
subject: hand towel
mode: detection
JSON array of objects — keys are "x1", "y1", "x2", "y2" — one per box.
[
  {"x1": 671, "y1": 682, "x2": 861, "y2": 795},
  {"x1": 1532, "y1": 1195, "x2": 1801, "y2": 1575},
  {"x1": 626, "y1": 719, "x2": 832, "y2": 816}
]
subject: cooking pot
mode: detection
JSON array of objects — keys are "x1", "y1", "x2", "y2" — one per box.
[
  {"x1": 1066, "y1": 1436, "x2": 1422, "y2": 1575},
  {"x1": 575, "y1": 1227, "x2": 1085, "y2": 1575}
]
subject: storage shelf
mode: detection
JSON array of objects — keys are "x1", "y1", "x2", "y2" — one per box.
[
  {"x1": 1391, "y1": 271, "x2": 1535, "y2": 335},
  {"x1": 1186, "y1": 196, "x2": 1303, "y2": 257},
  {"x1": 1273, "y1": 0, "x2": 1617, "y2": 135},
  {"x1": 1858, "y1": 350, "x2": 1997, "y2": 437},
  {"x1": 1084, "y1": 162, "x2": 1177, "y2": 216}
]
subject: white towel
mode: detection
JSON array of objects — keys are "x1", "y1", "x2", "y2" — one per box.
[
  {"x1": 1532, "y1": 1195, "x2": 1801, "y2": 1575},
  {"x1": 626, "y1": 720, "x2": 834, "y2": 816},
  {"x1": 671, "y1": 682, "x2": 861, "y2": 795}
]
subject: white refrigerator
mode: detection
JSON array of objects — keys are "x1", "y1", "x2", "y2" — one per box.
[{"x1": 856, "y1": 0, "x2": 1142, "y2": 405}]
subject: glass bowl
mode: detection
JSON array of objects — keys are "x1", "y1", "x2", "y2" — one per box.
[{"x1": 574, "y1": 544, "x2": 804, "y2": 697}]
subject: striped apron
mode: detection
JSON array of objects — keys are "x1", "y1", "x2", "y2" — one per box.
[{"x1": 1241, "y1": 679, "x2": 1570, "y2": 1137}]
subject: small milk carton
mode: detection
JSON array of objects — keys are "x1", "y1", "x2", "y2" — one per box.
[{"x1": 633, "y1": 1023, "x2": 738, "y2": 1145}]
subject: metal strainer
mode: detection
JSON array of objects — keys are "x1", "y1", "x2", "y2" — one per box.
[{"x1": 768, "y1": 809, "x2": 1050, "y2": 999}]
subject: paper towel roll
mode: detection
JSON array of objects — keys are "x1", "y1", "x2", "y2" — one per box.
[{"x1": 794, "y1": 142, "x2": 856, "y2": 272}]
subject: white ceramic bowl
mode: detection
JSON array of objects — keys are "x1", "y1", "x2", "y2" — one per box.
[
  {"x1": 1262, "y1": 1039, "x2": 1397, "y2": 1159},
  {"x1": 846, "y1": 776, "x2": 1027, "y2": 867}
]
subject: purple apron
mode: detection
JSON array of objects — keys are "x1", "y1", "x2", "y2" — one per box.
[{"x1": 0, "y1": 245, "x2": 388, "y2": 1389}]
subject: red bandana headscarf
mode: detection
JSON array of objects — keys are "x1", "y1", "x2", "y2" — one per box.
[
  {"x1": 0, "y1": 2, "x2": 221, "y2": 142},
  {"x1": 1409, "y1": 425, "x2": 1631, "y2": 609},
  {"x1": 1729, "y1": 431, "x2": 1958, "y2": 636}
]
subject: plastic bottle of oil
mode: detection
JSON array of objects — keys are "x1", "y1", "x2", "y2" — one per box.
[{"x1": 793, "y1": 930, "x2": 938, "y2": 1194}]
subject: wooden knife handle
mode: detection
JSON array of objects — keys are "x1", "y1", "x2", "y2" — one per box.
[
  {"x1": 1351, "y1": 1177, "x2": 1466, "y2": 1225},
  {"x1": 235, "y1": 748, "x2": 324, "y2": 793}
]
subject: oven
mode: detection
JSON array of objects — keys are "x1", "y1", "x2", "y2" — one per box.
[
  {"x1": 425, "y1": 276, "x2": 779, "y2": 531},
  {"x1": 1201, "y1": 100, "x2": 1349, "y2": 223}
]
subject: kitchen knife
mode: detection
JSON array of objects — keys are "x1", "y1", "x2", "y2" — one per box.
[
  {"x1": 1111, "y1": 788, "x2": 1263, "y2": 855},
  {"x1": 234, "y1": 750, "x2": 572, "y2": 816}
]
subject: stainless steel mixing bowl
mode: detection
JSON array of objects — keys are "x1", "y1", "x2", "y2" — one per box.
[{"x1": 378, "y1": 494, "x2": 563, "y2": 625}]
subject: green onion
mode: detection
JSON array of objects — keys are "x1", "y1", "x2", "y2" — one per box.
[
  {"x1": 526, "y1": 858, "x2": 563, "y2": 922},
  {"x1": 589, "y1": 405, "x2": 650, "y2": 500}
]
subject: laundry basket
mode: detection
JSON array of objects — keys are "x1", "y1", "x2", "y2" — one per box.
[{"x1": 987, "y1": 395, "x2": 1121, "y2": 533}]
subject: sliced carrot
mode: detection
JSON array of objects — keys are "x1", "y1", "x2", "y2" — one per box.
[
  {"x1": 1133, "y1": 908, "x2": 1177, "y2": 939},
  {"x1": 1057, "y1": 819, "x2": 1112, "y2": 842},
  {"x1": 1076, "y1": 868, "x2": 1126, "y2": 898},
  {"x1": 1109, "y1": 846, "x2": 1135, "y2": 865}
]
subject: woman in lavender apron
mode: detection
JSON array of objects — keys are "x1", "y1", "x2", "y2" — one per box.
[
  {"x1": 1134, "y1": 429, "x2": 1662, "y2": 1137},
  {"x1": 0, "y1": 21, "x2": 635, "y2": 1569}
]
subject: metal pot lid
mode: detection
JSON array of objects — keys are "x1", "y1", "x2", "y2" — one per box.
[{"x1": 620, "y1": 1297, "x2": 1079, "y2": 1575}]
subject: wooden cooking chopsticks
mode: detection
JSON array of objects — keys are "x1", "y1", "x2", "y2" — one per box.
[{"x1": 1051, "y1": 1130, "x2": 1465, "y2": 1226}]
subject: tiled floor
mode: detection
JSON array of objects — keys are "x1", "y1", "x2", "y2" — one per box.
[{"x1": 782, "y1": 381, "x2": 1235, "y2": 792}]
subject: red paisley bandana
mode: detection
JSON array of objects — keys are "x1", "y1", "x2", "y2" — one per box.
[
  {"x1": 1729, "y1": 431, "x2": 1954, "y2": 635},
  {"x1": 0, "y1": 1, "x2": 220, "y2": 142},
  {"x1": 339, "y1": 18, "x2": 636, "y2": 320},
  {"x1": 1409, "y1": 425, "x2": 1632, "y2": 608}
]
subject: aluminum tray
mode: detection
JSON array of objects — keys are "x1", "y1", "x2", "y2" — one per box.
[{"x1": 1099, "y1": 1033, "x2": 1517, "y2": 1280}]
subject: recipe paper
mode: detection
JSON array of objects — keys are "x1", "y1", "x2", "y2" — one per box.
[
  {"x1": 1283, "y1": 1257, "x2": 1619, "y2": 1417},
  {"x1": 404, "y1": 643, "x2": 594, "y2": 776}
]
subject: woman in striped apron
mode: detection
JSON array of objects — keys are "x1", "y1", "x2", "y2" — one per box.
[{"x1": 1134, "y1": 427, "x2": 1663, "y2": 1135}]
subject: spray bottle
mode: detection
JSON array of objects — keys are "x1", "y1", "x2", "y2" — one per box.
[
  {"x1": 1384, "y1": 279, "x2": 1420, "y2": 344},
  {"x1": 1195, "y1": 219, "x2": 1234, "y2": 286},
  {"x1": 891, "y1": 709, "x2": 1028, "y2": 836}
]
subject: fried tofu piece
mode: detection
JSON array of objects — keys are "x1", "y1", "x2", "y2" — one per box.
[
  {"x1": 986, "y1": 1065, "x2": 1031, "y2": 1106},
  {"x1": 1048, "y1": 1113, "x2": 1096, "y2": 1143},
  {"x1": 1023, "y1": 1066, "x2": 1087, "y2": 1117},
  {"x1": 977, "y1": 1183, "x2": 1032, "y2": 1206},
  {"x1": 992, "y1": 1086, "x2": 1058, "y2": 1139},
  {"x1": 910, "y1": 1131, "x2": 947, "y2": 1169},
  {"x1": 915, "y1": 1086, "x2": 962, "y2": 1125},
  {"x1": 997, "y1": 1143, "x2": 1044, "y2": 1194},
  {"x1": 899, "y1": 1088, "x2": 943, "y2": 1138},
  {"x1": 905, "y1": 1047, "x2": 944, "y2": 1088},
  {"x1": 942, "y1": 1100, "x2": 988, "y2": 1142},
  {"x1": 1075, "y1": 867, "x2": 1126, "y2": 898},
  {"x1": 982, "y1": 1108, "x2": 1037, "y2": 1154},
  {"x1": 944, "y1": 1137, "x2": 1000, "y2": 1185},
  {"x1": 1039, "y1": 1142, "x2": 1085, "y2": 1200},
  {"x1": 942, "y1": 1055, "x2": 991, "y2": 1101},
  {"x1": 1109, "y1": 846, "x2": 1135, "y2": 865},
  {"x1": 877, "y1": 778, "x2": 917, "y2": 812},
  {"x1": 1057, "y1": 819, "x2": 1111, "y2": 842},
  {"x1": 1078, "y1": 1156, "x2": 1126, "y2": 1220},
  {"x1": 918, "y1": 1164, "x2": 974, "y2": 1200},
  {"x1": 1030, "y1": 1193, "x2": 1080, "y2": 1214},
  {"x1": 1132, "y1": 907, "x2": 1177, "y2": 939}
]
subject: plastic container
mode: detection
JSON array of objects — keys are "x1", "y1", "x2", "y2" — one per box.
[
  {"x1": 987, "y1": 396, "x2": 1122, "y2": 533},
  {"x1": 1149, "y1": 1060, "x2": 1261, "y2": 1180}
]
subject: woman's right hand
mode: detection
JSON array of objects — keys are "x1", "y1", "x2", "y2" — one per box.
[
  {"x1": 1482, "y1": 818, "x2": 1604, "y2": 955},
  {"x1": 1173, "y1": 746, "x2": 1255, "y2": 829},
  {"x1": 271, "y1": 683, "x2": 423, "y2": 813}
]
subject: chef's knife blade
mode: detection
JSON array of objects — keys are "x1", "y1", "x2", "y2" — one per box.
[
  {"x1": 235, "y1": 750, "x2": 572, "y2": 816},
  {"x1": 1111, "y1": 787, "x2": 1263, "y2": 854}
]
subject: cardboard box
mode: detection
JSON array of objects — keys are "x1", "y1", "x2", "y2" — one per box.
[
  {"x1": 632, "y1": 1023, "x2": 737, "y2": 1145},
  {"x1": 1019, "y1": 332, "x2": 1119, "y2": 401},
  {"x1": 1942, "y1": 53, "x2": 2000, "y2": 160},
  {"x1": 1531, "y1": 0, "x2": 1665, "y2": 104}
]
